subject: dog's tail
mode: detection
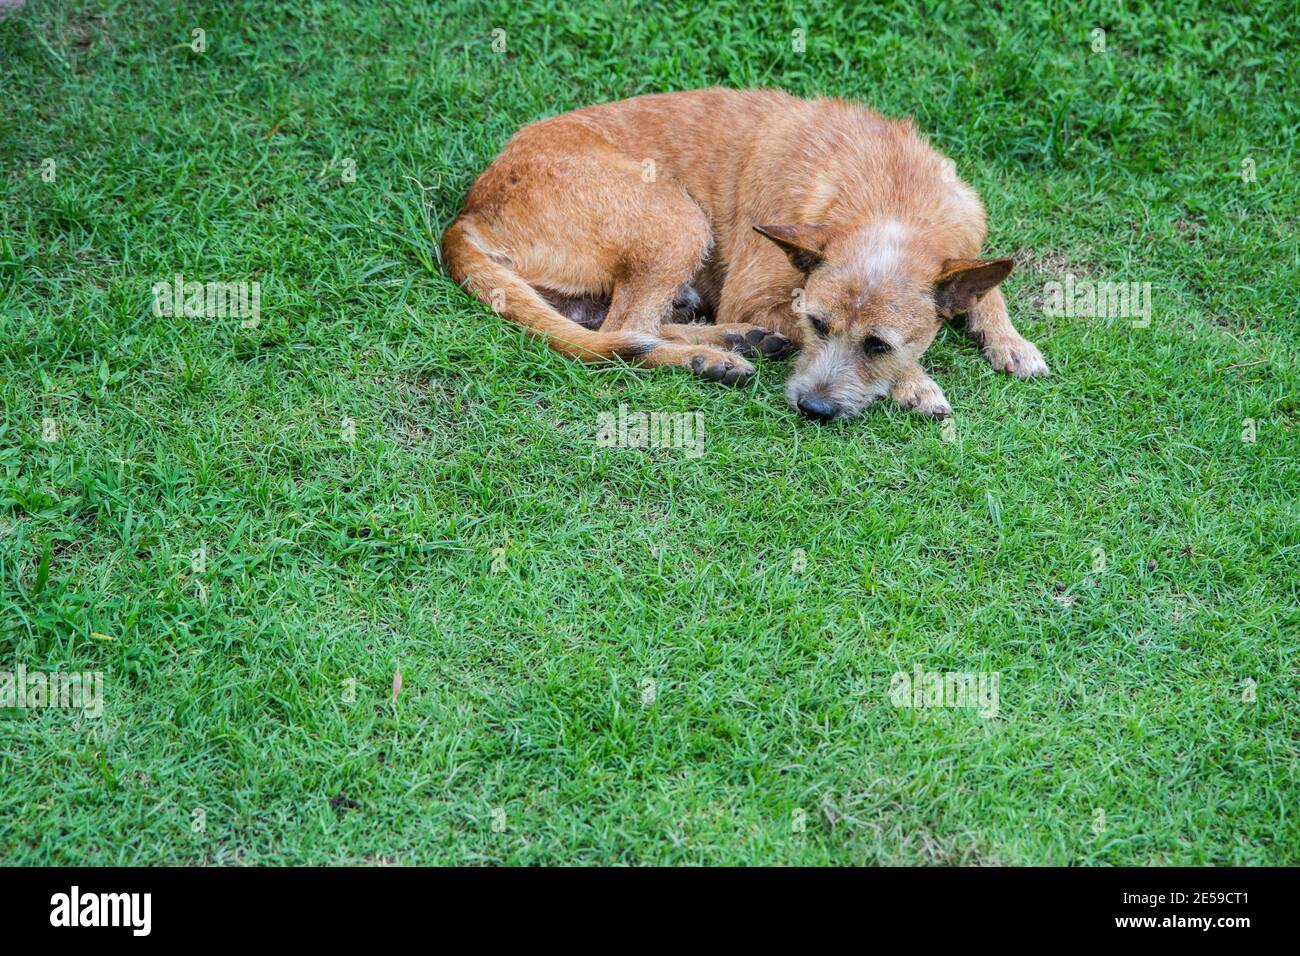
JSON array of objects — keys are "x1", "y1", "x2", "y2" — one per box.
[{"x1": 442, "y1": 216, "x2": 657, "y2": 362}]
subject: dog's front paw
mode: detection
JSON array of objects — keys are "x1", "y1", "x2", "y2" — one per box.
[
  {"x1": 891, "y1": 375, "x2": 952, "y2": 419},
  {"x1": 689, "y1": 350, "x2": 755, "y2": 386},
  {"x1": 983, "y1": 338, "x2": 1049, "y2": 378}
]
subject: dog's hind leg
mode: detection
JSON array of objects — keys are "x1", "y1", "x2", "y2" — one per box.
[
  {"x1": 539, "y1": 284, "x2": 702, "y2": 331},
  {"x1": 575, "y1": 171, "x2": 763, "y2": 382},
  {"x1": 598, "y1": 187, "x2": 712, "y2": 336},
  {"x1": 446, "y1": 120, "x2": 759, "y2": 383},
  {"x1": 660, "y1": 322, "x2": 793, "y2": 359}
]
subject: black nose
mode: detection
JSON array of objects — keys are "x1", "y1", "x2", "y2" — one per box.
[{"x1": 797, "y1": 394, "x2": 838, "y2": 422}]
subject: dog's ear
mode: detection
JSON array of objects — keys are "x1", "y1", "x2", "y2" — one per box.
[
  {"x1": 754, "y1": 224, "x2": 833, "y2": 273},
  {"x1": 934, "y1": 258, "x2": 1014, "y2": 317}
]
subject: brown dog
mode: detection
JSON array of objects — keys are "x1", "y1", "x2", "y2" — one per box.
[{"x1": 443, "y1": 88, "x2": 1047, "y2": 421}]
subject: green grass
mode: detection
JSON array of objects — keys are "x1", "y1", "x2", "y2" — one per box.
[{"x1": 1, "y1": 0, "x2": 1297, "y2": 865}]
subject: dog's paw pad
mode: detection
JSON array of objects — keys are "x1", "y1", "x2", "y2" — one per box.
[
  {"x1": 690, "y1": 353, "x2": 754, "y2": 385},
  {"x1": 984, "y1": 340, "x2": 1049, "y2": 378},
  {"x1": 725, "y1": 328, "x2": 792, "y2": 359},
  {"x1": 755, "y1": 331, "x2": 792, "y2": 358},
  {"x1": 721, "y1": 331, "x2": 747, "y2": 351}
]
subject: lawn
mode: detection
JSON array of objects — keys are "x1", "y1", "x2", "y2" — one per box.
[{"x1": 1, "y1": 0, "x2": 1296, "y2": 865}]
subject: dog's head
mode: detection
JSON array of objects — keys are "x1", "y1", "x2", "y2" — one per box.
[{"x1": 755, "y1": 222, "x2": 1011, "y2": 422}]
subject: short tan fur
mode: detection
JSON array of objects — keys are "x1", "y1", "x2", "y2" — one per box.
[{"x1": 443, "y1": 88, "x2": 1047, "y2": 421}]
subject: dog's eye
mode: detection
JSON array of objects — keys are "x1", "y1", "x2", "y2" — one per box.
[
  {"x1": 863, "y1": 335, "x2": 891, "y2": 356},
  {"x1": 808, "y1": 314, "x2": 829, "y2": 337}
]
